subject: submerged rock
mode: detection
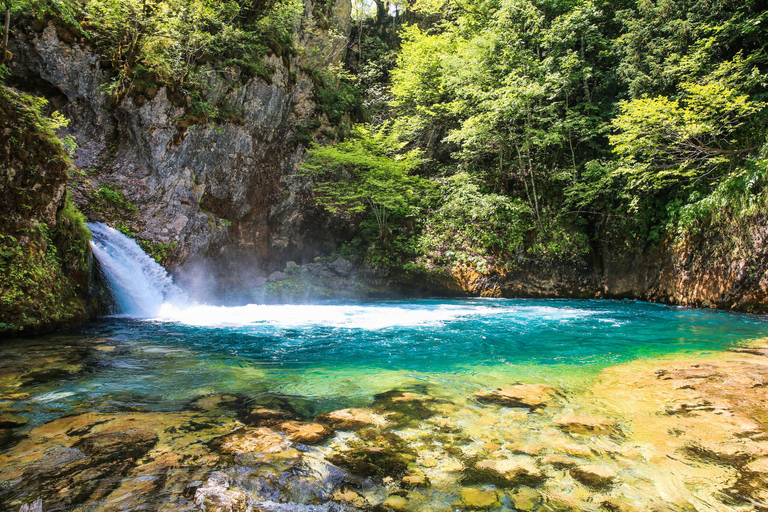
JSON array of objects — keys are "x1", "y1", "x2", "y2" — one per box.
[
  {"x1": 475, "y1": 384, "x2": 558, "y2": 410},
  {"x1": 509, "y1": 486, "x2": 542, "y2": 511},
  {"x1": 331, "y1": 488, "x2": 369, "y2": 509},
  {"x1": 400, "y1": 474, "x2": 430, "y2": 488},
  {"x1": 317, "y1": 408, "x2": 395, "y2": 430},
  {"x1": 555, "y1": 415, "x2": 622, "y2": 436},
  {"x1": 327, "y1": 446, "x2": 411, "y2": 478},
  {"x1": 460, "y1": 487, "x2": 501, "y2": 509},
  {"x1": 245, "y1": 408, "x2": 292, "y2": 426},
  {"x1": 382, "y1": 495, "x2": 409, "y2": 511},
  {"x1": 194, "y1": 472, "x2": 250, "y2": 512},
  {"x1": 0, "y1": 414, "x2": 28, "y2": 429},
  {"x1": 278, "y1": 421, "x2": 333, "y2": 444},
  {"x1": 216, "y1": 427, "x2": 293, "y2": 456},
  {"x1": 373, "y1": 389, "x2": 442, "y2": 421},
  {"x1": 473, "y1": 457, "x2": 545, "y2": 487},
  {"x1": 569, "y1": 465, "x2": 616, "y2": 487}
]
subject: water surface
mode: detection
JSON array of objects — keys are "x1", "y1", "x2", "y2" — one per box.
[{"x1": 4, "y1": 298, "x2": 766, "y2": 426}]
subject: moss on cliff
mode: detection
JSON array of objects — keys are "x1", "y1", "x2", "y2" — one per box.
[{"x1": 0, "y1": 85, "x2": 91, "y2": 336}]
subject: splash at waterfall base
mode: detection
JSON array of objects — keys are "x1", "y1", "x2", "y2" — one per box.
[{"x1": 1, "y1": 337, "x2": 768, "y2": 511}]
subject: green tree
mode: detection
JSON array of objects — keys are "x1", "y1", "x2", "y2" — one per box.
[
  {"x1": 302, "y1": 125, "x2": 432, "y2": 241},
  {"x1": 611, "y1": 61, "x2": 767, "y2": 190}
]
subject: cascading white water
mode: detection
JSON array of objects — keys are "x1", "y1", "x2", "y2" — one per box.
[{"x1": 88, "y1": 222, "x2": 182, "y2": 317}]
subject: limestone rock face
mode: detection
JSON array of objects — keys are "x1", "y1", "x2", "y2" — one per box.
[{"x1": 8, "y1": 1, "x2": 354, "y2": 299}]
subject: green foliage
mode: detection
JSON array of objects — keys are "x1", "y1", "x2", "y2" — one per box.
[
  {"x1": 32, "y1": 0, "x2": 303, "y2": 103},
  {"x1": 139, "y1": 240, "x2": 178, "y2": 266},
  {"x1": 95, "y1": 184, "x2": 138, "y2": 212},
  {"x1": 611, "y1": 62, "x2": 768, "y2": 190},
  {"x1": 0, "y1": 87, "x2": 90, "y2": 335},
  {"x1": 417, "y1": 173, "x2": 531, "y2": 268},
  {"x1": 302, "y1": 124, "x2": 433, "y2": 240}
]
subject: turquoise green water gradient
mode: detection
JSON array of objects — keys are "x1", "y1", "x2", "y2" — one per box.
[{"x1": 3, "y1": 298, "x2": 767, "y2": 426}]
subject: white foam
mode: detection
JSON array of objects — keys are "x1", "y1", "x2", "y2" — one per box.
[{"x1": 152, "y1": 302, "x2": 599, "y2": 330}]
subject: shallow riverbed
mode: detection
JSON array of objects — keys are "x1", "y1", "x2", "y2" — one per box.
[{"x1": 1, "y1": 299, "x2": 767, "y2": 511}]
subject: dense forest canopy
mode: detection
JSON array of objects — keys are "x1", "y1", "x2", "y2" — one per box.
[{"x1": 305, "y1": 0, "x2": 768, "y2": 272}]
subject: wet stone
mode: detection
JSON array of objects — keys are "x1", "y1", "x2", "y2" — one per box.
[
  {"x1": 332, "y1": 488, "x2": 369, "y2": 508},
  {"x1": 327, "y1": 446, "x2": 411, "y2": 478},
  {"x1": 194, "y1": 472, "x2": 249, "y2": 512},
  {"x1": 401, "y1": 474, "x2": 430, "y2": 488},
  {"x1": 18, "y1": 499, "x2": 42, "y2": 512},
  {"x1": 0, "y1": 414, "x2": 28, "y2": 429},
  {"x1": 569, "y1": 465, "x2": 616, "y2": 487},
  {"x1": 382, "y1": 495, "x2": 409, "y2": 511},
  {"x1": 216, "y1": 427, "x2": 293, "y2": 456},
  {"x1": 475, "y1": 384, "x2": 558, "y2": 410},
  {"x1": 509, "y1": 486, "x2": 542, "y2": 511},
  {"x1": 317, "y1": 408, "x2": 395, "y2": 430},
  {"x1": 374, "y1": 389, "x2": 441, "y2": 421},
  {"x1": 278, "y1": 421, "x2": 333, "y2": 444},
  {"x1": 245, "y1": 407, "x2": 291, "y2": 426},
  {"x1": 744, "y1": 458, "x2": 768, "y2": 474},
  {"x1": 460, "y1": 487, "x2": 501, "y2": 509},
  {"x1": 473, "y1": 457, "x2": 545, "y2": 487}
]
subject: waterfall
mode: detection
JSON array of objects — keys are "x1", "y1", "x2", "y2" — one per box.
[{"x1": 88, "y1": 222, "x2": 182, "y2": 317}]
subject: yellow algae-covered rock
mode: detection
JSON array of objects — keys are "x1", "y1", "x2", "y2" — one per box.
[
  {"x1": 509, "y1": 486, "x2": 542, "y2": 511},
  {"x1": 460, "y1": 487, "x2": 501, "y2": 509},
  {"x1": 555, "y1": 415, "x2": 621, "y2": 436},
  {"x1": 401, "y1": 474, "x2": 430, "y2": 488},
  {"x1": 744, "y1": 458, "x2": 768, "y2": 474},
  {"x1": 317, "y1": 408, "x2": 395, "y2": 430},
  {"x1": 475, "y1": 457, "x2": 544, "y2": 486},
  {"x1": 548, "y1": 439, "x2": 592, "y2": 458},
  {"x1": 475, "y1": 384, "x2": 559, "y2": 410},
  {"x1": 382, "y1": 495, "x2": 410, "y2": 511},
  {"x1": 332, "y1": 488, "x2": 369, "y2": 508}
]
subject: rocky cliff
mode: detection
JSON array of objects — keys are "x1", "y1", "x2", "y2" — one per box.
[
  {"x1": 7, "y1": 0, "x2": 354, "y2": 300},
  {"x1": 0, "y1": 86, "x2": 91, "y2": 335},
  {"x1": 377, "y1": 219, "x2": 768, "y2": 314}
]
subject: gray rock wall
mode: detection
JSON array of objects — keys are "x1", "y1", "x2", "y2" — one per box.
[{"x1": 8, "y1": 0, "x2": 354, "y2": 299}]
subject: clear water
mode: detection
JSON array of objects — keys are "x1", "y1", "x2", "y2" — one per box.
[{"x1": 5, "y1": 298, "x2": 767, "y2": 426}]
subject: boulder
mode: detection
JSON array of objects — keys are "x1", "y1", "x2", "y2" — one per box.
[{"x1": 329, "y1": 257, "x2": 354, "y2": 277}]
